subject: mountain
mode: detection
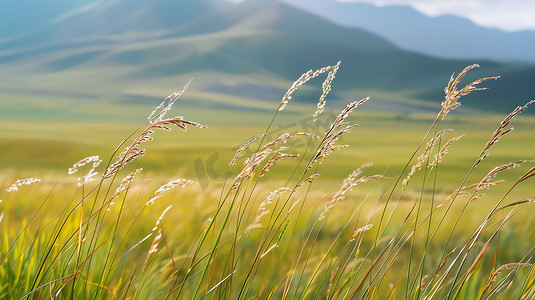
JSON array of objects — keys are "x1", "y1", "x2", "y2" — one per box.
[
  {"x1": 0, "y1": 0, "x2": 96, "y2": 40},
  {"x1": 1, "y1": 0, "x2": 533, "y2": 116},
  {"x1": 279, "y1": 0, "x2": 535, "y2": 63},
  {"x1": 0, "y1": 0, "x2": 232, "y2": 49}
]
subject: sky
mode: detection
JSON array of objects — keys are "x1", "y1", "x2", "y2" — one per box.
[{"x1": 335, "y1": 0, "x2": 535, "y2": 32}]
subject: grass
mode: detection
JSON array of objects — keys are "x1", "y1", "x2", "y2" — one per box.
[{"x1": 1, "y1": 63, "x2": 535, "y2": 299}]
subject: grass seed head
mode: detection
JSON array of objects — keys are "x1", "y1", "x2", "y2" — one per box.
[
  {"x1": 279, "y1": 63, "x2": 339, "y2": 111},
  {"x1": 5, "y1": 178, "x2": 41, "y2": 192}
]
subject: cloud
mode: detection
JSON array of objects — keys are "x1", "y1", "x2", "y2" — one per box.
[{"x1": 335, "y1": 0, "x2": 535, "y2": 31}]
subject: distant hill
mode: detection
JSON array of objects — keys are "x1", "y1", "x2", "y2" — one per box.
[
  {"x1": 280, "y1": 0, "x2": 535, "y2": 63},
  {"x1": 0, "y1": 0, "x2": 95, "y2": 40},
  {"x1": 1, "y1": 0, "x2": 533, "y2": 116}
]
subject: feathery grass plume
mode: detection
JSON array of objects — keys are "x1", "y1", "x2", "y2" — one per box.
[
  {"x1": 68, "y1": 155, "x2": 101, "y2": 175},
  {"x1": 318, "y1": 164, "x2": 380, "y2": 220},
  {"x1": 232, "y1": 148, "x2": 273, "y2": 190},
  {"x1": 436, "y1": 159, "x2": 530, "y2": 207},
  {"x1": 476, "y1": 100, "x2": 535, "y2": 166},
  {"x1": 484, "y1": 263, "x2": 533, "y2": 291},
  {"x1": 297, "y1": 173, "x2": 321, "y2": 187},
  {"x1": 232, "y1": 133, "x2": 314, "y2": 188},
  {"x1": 438, "y1": 100, "x2": 534, "y2": 207},
  {"x1": 261, "y1": 132, "x2": 316, "y2": 151},
  {"x1": 350, "y1": 224, "x2": 373, "y2": 242},
  {"x1": 318, "y1": 175, "x2": 381, "y2": 221},
  {"x1": 326, "y1": 97, "x2": 369, "y2": 135},
  {"x1": 475, "y1": 160, "x2": 533, "y2": 192},
  {"x1": 429, "y1": 135, "x2": 464, "y2": 168},
  {"x1": 309, "y1": 125, "x2": 355, "y2": 169},
  {"x1": 305, "y1": 98, "x2": 368, "y2": 172},
  {"x1": 78, "y1": 169, "x2": 99, "y2": 187},
  {"x1": 279, "y1": 63, "x2": 339, "y2": 111},
  {"x1": 467, "y1": 181, "x2": 505, "y2": 202},
  {"x1": 259, "y1": 150, "x2": 299, "y2": 177},
  {"x1": 111, "y1": 168, "x2": 143, "y2": 200},
  {"x1": 5, "y1": 178, "x2": 41, "y2": 192},
  {"x1": 258, "y1": 187, "x2": 292, "y2": 211},
  {"x1": 403, "y1": 129, "x2": 450, "y2": 187},
  {"x1": 229, "y1": 133, "x2": 265, "y2": 167},
  {"x1": 439, "y1": 64, "x2": 499, "y2": 120},
  {"x1": 127, "y1": 203, "x2": 173, "y2": 256},
  {"x1": 104, "y1": 117, "x2": 205, "y2": 178},
  {"x1": 146, "y1": 179, "x2": 196, "y2": 205},
  {"x1": 141, "y1": 204, "x2": 173, "y2": 265},
  {"x1": 314, "y1": 61, "x2": 341, "y2": 119},
  {"x1": 438, "y1": 190, "x2": 472, "y2": 208},
  {"x1": 144, "y1": 229, "x2": 163, "y2": 265},
  {"x1": 148, "y1": 79, "x2": 192, "y2": 123},
  {"x1": 245, "y1": 210, "x2": 271, "y2": 232},
  {"x1": 152, "y1": 205, "x2": 173, "y2": 231}
]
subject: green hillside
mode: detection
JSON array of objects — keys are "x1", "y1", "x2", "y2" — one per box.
[{"x1": 1, "y1": 0, "x2": 533, "y2": 117}]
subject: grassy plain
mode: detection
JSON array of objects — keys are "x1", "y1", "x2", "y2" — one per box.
[{"x1": 2, "y1": 67, "x2": 535, "y2": 299}]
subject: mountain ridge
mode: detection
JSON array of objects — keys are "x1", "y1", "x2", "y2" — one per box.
[
  {"x1": 279, "y1": 0, "x2": 535, "y2": 63},
  {"x1": 1, "y1": 0, "x2": 533, "y2": 115}
]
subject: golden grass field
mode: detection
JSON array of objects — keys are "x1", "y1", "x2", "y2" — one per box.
[{"x1": 2, "y1": 64, "x2": 535, "y2": 299}]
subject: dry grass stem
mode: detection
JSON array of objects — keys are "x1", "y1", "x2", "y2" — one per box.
[
  {"x1": 518, "y1": 166, "x2": 535, "y2": 183},
  {"x1": 438, "y1": 191, "x2": 471, "y2": 208},
  {"x1": 305, "y1": 98, "x2": 369, "y2": 172},
  {"x1": 319, "y1": 164, "x2": 380, "y2": 220},
  {"x1": 327, "y1": 97, "x2": 369, "y2": 135},
  {"x1": 245, "y1": 210, "x2": 271, "y2": 232},
  {"x1": 232, "y1": 148, "x2": 273, "y2": 189},
  {"x1": 229, "y1": 134, "x2": 266, "y2": 167},
  {"x1": 440, "y1": 160, "x2": 535, "y2": 207},
  {"x1": 144, "y1": 229, "x2": 163, "y2": 265},
  {"x1": 485, "y1": 263, "x2": 533, "y2": 290},
  {"x1": 146, "y1": 179, "x2": 196, "y2": 205},
  {"x1": 111, "y1": 168, "x2": 143, "y2": 200},
  {"x1": 154, "y1": 179, "x2": 196, "y2": 194},
  {"x1": 327, "y1": 266, "x2": 340, "y2": 298},
  {"x1": 152, "y1": 205, "x2": 173, "y2": 231},
  {"x1": 403, "y1": 129, "x2": 450, "y2": 186},
  {"x1": 246, "y1": 188, "x2": 291, "y2": 231},
  {"x1": 440, "y1": 64, "x2": 499, "y2": 120},
  {"x1": 5, "y1": 178, "x2": 41, "y2": 192},
  {"x1": 308, "y1": 125, "x2": 356, "y2": 172},
  {"x1": 67, "y1": 156, "x2": 101, "y2": 186},
  {"x1": 148, "y1": 79, "x2": 192, "y2": 123},
  {"x1": 474, "y1": 160, "x2": 534, "y2": 194},
  {"x1": 259, "y1": 187, "x2": 292, "y2": 211},
  {"x1": 105, "y1": 117, "x2": 205, "y2": 178},
  {"x1": 259, "y1": 151, "x2": 299, "y2": 177},
  {"x1": 262, "y1": 132, "x2": 315, "y2": 151},
  {"x1": 68, "y1": 156, "x2": 102, "y2": 175},
  {"x1": 279, "y1": 64, "x2": 339, "y2": 111},
  {"x1": 476, "y1": 100, "x2": 535, "y2": 166},
  {"x1": 499, "y1": 198, "x2": 535, "y2": 210},
  {"x1": 429, "y1": 135, "x2": 464, "y2": 168},
  {"x1": 297, "y1": 173, "x2": 321, "y2": 187},
  {"x1": 350, "y1": 224, "x2": 373, "y2": 242},
  {"x1": 314, "y1": 61, "x2": 341, "y2": 119}
]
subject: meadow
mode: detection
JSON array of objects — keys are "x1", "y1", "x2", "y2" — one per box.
[{"x1": 1, "y1": 64, "x2": 535, "y2": 299}]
